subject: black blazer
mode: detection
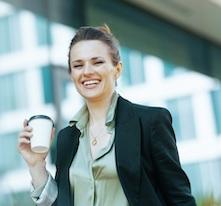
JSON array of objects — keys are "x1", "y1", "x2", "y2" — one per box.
[{"x1": 53, "y1": 96, "x2": 196, "y2": 206}]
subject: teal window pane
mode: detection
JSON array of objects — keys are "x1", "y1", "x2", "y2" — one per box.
[
  {"x1": 0, "y1": 16, "x2": 10, "y2": 53},
  {"x1": 41, "y1": 65, "x2": 54, "y2": 103},
  {"x1": 163, "y1": 61, "x2": 187, "y2": 77},
  {"x1": 0, "y1": 72, "x2": 26, "y2": 113},
  {"x1": 182, "y1": 163, "x2": 202, "y2": 198},
  {"x1": 0, "y1": 13, "x2": 21, "y2": 54},
  {"x1": 199, "y1": 159, "x2": 221, "y2": 198},
  {"x1": 35, "y1": 15, "x2": 51, "y2": 46},
  {"x1": 164, "y1": 62, "x2": 175, "y2": 77},
  {"x1": 166, "y1": 96, "x2": 196, "y2": 141},
  {"x1": 61, "y1": 80, "x2": 69, "y2": 100},
  {"x1": 121, "y1": 46, "x2": 132, "y2": 86},
  {"x1": 121, "y1": 46, "x2": 145, "y2": 86},
  {"x1": 184, "y1": 159, "x2": 221, "y2": 199},
  {"x1": 0, "y1": 191, "x2": 35, "y2": 206},
  {"x1": 211, "y1": 46, "x2": 221, "y2": 77},
  {"x1": 210, "y1": 88, "x2": 221, "y2": 135},
  {"x1": 0, "y1": 132, "x2": 22, "y2": 174},
  {"x1": 129, "y1": 50, "x2": 145, "y2": 85}
]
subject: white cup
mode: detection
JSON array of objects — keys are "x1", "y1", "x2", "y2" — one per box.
[{"x1": 28, "y1": 115, "x2": 54, "y2": 153}]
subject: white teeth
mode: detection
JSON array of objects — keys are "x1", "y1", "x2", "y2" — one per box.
[{"x1": 83, "y1": 80, "x2": 99, "y2": 86}]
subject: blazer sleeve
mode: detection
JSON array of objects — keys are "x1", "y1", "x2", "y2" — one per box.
[{"x1": 150, "y1": 108, "x2": 196, "y2": 206}]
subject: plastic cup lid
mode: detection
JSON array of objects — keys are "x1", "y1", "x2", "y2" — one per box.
[{"x1": 28, "y1": 115, "x2": 54, "y2": 127}]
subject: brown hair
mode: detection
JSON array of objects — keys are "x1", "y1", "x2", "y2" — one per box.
[{"x1": 68, "y1": 24, "x2": 120, "y2": 73}]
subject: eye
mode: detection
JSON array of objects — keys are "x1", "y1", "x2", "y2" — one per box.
[
  {"x1": 73, "y1": 65, "x2": 83, "y2": 69},
  {"x1": 94, "y1": 61, "x2": 104, "y2": 65}
]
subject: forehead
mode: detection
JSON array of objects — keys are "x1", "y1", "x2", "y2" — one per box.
[{"x1": 70, "y1": 40, "x2": 111, "y2": 61}]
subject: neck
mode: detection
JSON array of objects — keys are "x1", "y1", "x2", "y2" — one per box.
[{"x1": 86, "y1": 91, "x2": 114, "y2": 126}]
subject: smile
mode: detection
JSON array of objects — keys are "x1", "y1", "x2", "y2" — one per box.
[{"x1": 82, "y1": 79, "x2": 101, "y2": 87}]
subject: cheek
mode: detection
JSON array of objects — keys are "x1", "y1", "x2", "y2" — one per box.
[
  {"x1": 100, "y1": 65, "x2": 115, "y2": 77},
  {"x1": 105, "y1": 73, "x2": 116, "y2": 87}
]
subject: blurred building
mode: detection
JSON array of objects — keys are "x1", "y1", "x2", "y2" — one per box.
[{"x1": 0, "y1": 0, "x2": 221, "y2": 205}]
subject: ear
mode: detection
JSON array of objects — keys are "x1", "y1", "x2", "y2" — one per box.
[{"x1": 114, "y1": 62, "x2": 123, "y2": 80}]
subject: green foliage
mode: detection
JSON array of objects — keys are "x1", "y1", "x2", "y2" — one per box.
[{"x1": 197, "y1": 194, "x2": 221, "y2": 206}]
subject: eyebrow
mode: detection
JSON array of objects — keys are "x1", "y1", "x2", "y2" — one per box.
[{"x1": 71, "y1": 57, "x2": 104, "y2": 64}]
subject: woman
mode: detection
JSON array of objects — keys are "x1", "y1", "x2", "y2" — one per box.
[{"x1": 18, "y1": 25, "x2": 196, "y2": 206}]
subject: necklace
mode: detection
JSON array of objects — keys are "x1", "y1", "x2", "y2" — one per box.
[
  {"x1": 88, "y1": 124, "x2": 108, "y2": 146},
  {"x1": 91, "y1": 138, "x2": 97, "y2": 146}
]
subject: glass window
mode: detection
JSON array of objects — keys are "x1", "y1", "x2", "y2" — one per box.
[
  {"x1": 35, "y1": 15, "x2": 51, "y2": 46},
  {"x1": 120, "y1": 46, "x2": 145, "y2": 86},
  {"x1": 0, "y1": 13, "x2": 21, "y2": 54},
  {"x1": 166, "y1": 96, "x2": 196, "y2": 141},
  {"x1": 0, "y1": 191, "x2": 35, "y2": 206},
  {"x1": 0, "y1": 132, "x2": 22, "y2": 174},
  {"x1": 41, "y1": 65, "x2": 54, "y2": 104},
  {"x1": 163, "y1": 61, "x2": 187, "y2": 77},
  {"x1": 61, "y1": 80, "x2": 69, "y2": 100},
  {"x1": 120, "y1": 46, "x2": 132, "y2": 86},
  {"x1": 129, "y1": 50, "x2": 145, "y2": 85},
  {"x1": 199, "y1": 159, "x2": 221, "y2": 198},
  {"x1": 0, "y1": 71, "x2": 27, "y2": 113},
  {"x1": 181, "y1": 159, "x2": 221, "y2": 200},
  {"x1": 182, "y1": 163, "x2": 203, "y2": 197},
  {"x1": 210, "y1": 87, "x2": 221, "y2": 135}
]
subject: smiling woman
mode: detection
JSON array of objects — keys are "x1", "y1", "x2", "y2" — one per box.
[
  {"x1": 18, "y1": 25, "x2": 197, "y2": 206},
  {"x1": 69, "y1": 40, "x2": 122, "y2": 101}
]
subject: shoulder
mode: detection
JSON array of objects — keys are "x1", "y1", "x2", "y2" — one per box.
[
  {"x1": 118, "y1": 96, "x2": 172, "y2": 123},
  {"x1": 134, "y1": 103, "x2": 172, "y2": 123}
]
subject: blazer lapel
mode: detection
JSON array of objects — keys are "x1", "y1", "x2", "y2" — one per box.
[{"x1": 115, "y1": 96, "x2": 141, "y2": 205}]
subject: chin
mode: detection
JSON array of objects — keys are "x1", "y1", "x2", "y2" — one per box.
[{"x1": 81, "y1": 91, "x2": 103, "y2": 101}]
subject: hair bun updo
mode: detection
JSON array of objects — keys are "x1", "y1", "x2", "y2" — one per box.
[{"x1": 98, "y1": 24, "x2": 112, "y2": 35}]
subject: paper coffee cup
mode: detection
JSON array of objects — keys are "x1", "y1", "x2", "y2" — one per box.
[{"x1": 28, "y1": 115, "x2": 54, "y2": 153}]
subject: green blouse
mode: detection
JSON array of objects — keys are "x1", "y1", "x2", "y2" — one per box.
[{"x1": 69, "y1": 92, "x2": 129, "y2": 206}]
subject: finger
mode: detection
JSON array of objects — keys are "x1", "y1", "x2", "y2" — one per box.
[
  {"x1": 23, "y1": 119, "x2": 28, "y2": 127},
  {"x1": 17, "y1": 138, "x2": 31, "y2": 154},
  {"x1": 19, "y1": 131, "x2": 33, "y2": 139},
  {"x1": 24, "y1": 125, "x2": 33, "y2": 132},
  {"x1": 18, "y1": 137, "x2": 31, "y2": 145},
  {"x1": 21, "y1": 124, "x2": 33, "y2": 133}
]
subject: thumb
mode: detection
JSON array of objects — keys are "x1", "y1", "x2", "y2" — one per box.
[
  {"x1": 23, "y1": 119, "x2": 28, "y2": 127},
  {"x1": 51, "y1": 127, "x2": 55, "y2": 140}
]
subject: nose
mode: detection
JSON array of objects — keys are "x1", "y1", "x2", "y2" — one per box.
[{"x1": 83, "y1": 63, "x2": 94, "y2": 75}]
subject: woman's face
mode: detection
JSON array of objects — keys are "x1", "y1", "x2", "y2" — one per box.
[{"x1": 69, "y1": 40, "x2": 121, "y2": 102}]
